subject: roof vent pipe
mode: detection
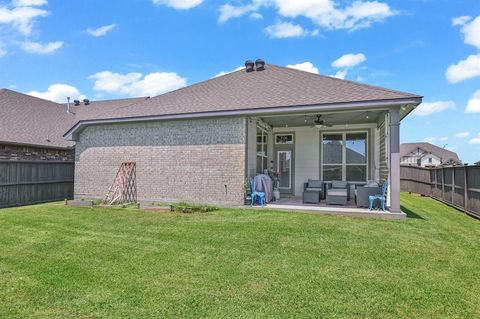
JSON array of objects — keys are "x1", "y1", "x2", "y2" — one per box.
[
  {"x1": 245, "y1": 60, "x2": 255, "y2": 72},
  {"x1": 66, "y1": 97, "x2": 71, "y2": 113},
  {"x1": 83, "y1": 99, "x2": 90, "y2": 106},
  {"x1": 74, "y1": 99, "x2": 80, "y2": 106},
  {"x1": 255, "y1": 59, "x2": 265, "y2": 71}
]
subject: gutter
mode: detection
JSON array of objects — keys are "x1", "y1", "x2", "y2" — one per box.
[{"x1": 64, "y1": 96, "x2": 422, "y2": 141}]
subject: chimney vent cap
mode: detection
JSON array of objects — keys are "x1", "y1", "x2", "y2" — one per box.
[
  {"x1": 245, "y1": 60, "x2": 255, "y2": 72},
  {"x1": 255, "y1": 59, "x2": 265, "y2": 71}
]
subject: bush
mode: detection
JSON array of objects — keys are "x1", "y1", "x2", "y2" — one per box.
[{"x1": 170, "y1": 202, "x2": 219, "y2": 214}]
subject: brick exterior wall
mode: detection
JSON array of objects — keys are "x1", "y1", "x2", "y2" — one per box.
[
  {"x1": 0, "y1": 143, "x2": 74, "y2": 161},
  {"x1": 74, "y1": 117, "x2": 246, "y2": 205}
]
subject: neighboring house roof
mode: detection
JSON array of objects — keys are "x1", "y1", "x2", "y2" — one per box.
[
  {"x1": 475, "y1": 161, "x2": 480, "y2": 166},
  {"x1": 0, "y1": 88, "x2": 146, "y2": 149},
  {"x1": 0, "y1": 88, "x2": 75, "y2": 149},
  {"x1": 96, "y1": 64, "x2": 422, "y2": 120},
  {"x1": 400, "y1": 142, "x2": 461, "y2": 165}
]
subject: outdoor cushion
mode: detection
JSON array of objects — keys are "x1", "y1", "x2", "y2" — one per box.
[
  {"x1": 327, "y1": 188, "x2": 348, "y2": 197},
  {"x1": 332, "y1": 180, "x2": 348, "y2": 189},
  {"x1": 366, "y1": 180, "x2": 379, "y2": 187},
  {"x1": 308, "y1": 179, "x2": 323, "y2": 188},
  {"x1": 306, "y1": 187, "x2": 322, "y2": 192}
]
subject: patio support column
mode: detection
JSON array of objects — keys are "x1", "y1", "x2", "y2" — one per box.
[{"x1": 389, "y1": 107, "x2": 401, "y2": 213}]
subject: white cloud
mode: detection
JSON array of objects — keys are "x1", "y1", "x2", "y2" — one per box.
[
  {"x1": 332, "y1": 53, "x2": 367, "y2": 68},
  {"x1": 89, "y1": 70, "x2": 187, "y2": 97},
  {"x1": 447, "y1": 16, "x2": 480, "y2": 83},
  {"x1": 412, "y1": 101, "x2": 456, "y2": 116},
  {"x1": 423, "y1": 137, "x2": 436, "y2": 144},
  {"x1": 219, "y1": 0, "x2": 396, "y2": 31},
  {"x1": 286, "y1": 62, "x2": 319, "y2": 74},
  {"x1": 0, "y1": 48, "x2": 6, "y2": 57},
  {"x1": 452, "y1": 16, "x2": 471, "y2": 26},
  {"x1": 265, "y1": 21, "x2": 307, "y2": 38},
  {"x1": 0, "y1": 4, "x2": 48, "y2": 36},
  {"x1": 12, "y1": 0, "x2": 47, "y2": 6},
  {"x1": 214, "y1": 66, "x2": 244, "y2": 78},
  {"x1": 152, "y1": 0, "x2": 203, "y2": 10},
  {"x1": 87, "y1": 24, "x2": 117, "y2": 37},
  {"x1": 446, "y1": 54, "x2": 480, "y2": 83},
  {"x1": 466, "y1": 90, "x2": 480, "y2": 113},
  {"x1": 28, "y1": 84, "x2": 86, "y2": 103},
  {"x1": 461, "y1": 15, "x2": 480, "y2": 49},
  {"x1": 439, "y1": 137, "x2": 449, "y2": 141},
  {"x1": 455, "y1": 132, "x2": 470, "y2": 138},
  {"x1": 249, "y1": 12, "x2": 263, "y2": 20},
  {"x1": 469, "y1": 134, "x2": 480, "y2": 144},
  {"x1": 219, "y1": 3, "x2": 257, "y2": 23},
  {"x1": 332, "y1": 69, "x2": 348, "y2": 79},
  {"x1": 21, "y1": 41, "x2": 63, "y2": 54}
]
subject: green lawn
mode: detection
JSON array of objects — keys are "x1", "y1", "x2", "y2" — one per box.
[{"x1": 0, "y1": 194, "x2": 479, "y2": 318}]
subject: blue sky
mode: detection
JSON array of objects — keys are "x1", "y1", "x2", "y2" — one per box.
[{"x1": 0, "y1": 0, "x2": 479, "y2": 162}]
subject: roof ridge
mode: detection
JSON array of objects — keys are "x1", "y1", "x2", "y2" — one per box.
[{"x1": 269, "y1": 64, "x2": 422, "y2": 98}]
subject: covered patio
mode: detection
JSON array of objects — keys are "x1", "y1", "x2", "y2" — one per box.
[{"x1": 245, "y1": 103, "x2": 411, "y2": 216}]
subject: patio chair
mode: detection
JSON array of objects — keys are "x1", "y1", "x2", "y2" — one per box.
[
  {"x1": 303, "y1": 179, "x2": 324, "y2": 204},
  {"x1": 355, "y1": 181, "x2": 382, "y2": 208},
  {"x1": 369, "y1": 181, "x2": 388, "y2": 211},
  {"x1": 250, "y1": 178, "x2": 266, "y2": 207},
  {"x1": 326, "y1": 181, "x2": 349, "y2": 206}
]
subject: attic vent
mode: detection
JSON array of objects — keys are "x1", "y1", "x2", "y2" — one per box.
[
  {"x1": 255, "y1": 59, "x2": 265, "y2": 71},
  {"x1": 73, "y1": 99, "x2": 80, "y2": 106},
  {"x1": 245, "y1": 60, "x2": 255, "y2": 72},
  {"x1": 83, "y1": 99, "x2": 90, "y2": 106}
]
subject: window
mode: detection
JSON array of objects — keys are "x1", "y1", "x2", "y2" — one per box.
[
  {"x1": 321, "y1": 132, "x2": 368, "y2": 182},
  {"x1": 256, "y1": 126, "x2": 268, "y2": 173},
  {"x1": 428, "y1": 157, "x2": 433, "y2": 164},
  {"x1": 275, "y1": 134, "x2": 294, "y2": 144}
]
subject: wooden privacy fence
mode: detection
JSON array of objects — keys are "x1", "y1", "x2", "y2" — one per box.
[
  {"x1": 401, "y1": 165, "x2": 480, "y2": 219},
  {"x1": 0, "y1": 161, "x2": 74, "y2": 208}
]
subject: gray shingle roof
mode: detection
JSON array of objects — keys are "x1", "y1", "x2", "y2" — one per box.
[
  {"x1": 0, "y1": 89, "x2": 75, "y2": 148},
  {"x1": 400, "y1": 142, "x2": 461, "y2": 164},
  {"x1": 0, "y1": 89, "x2": 145, "y2": 149},
  {"x1": 101, "y1": 64, "x2": 421, "y2": 120}
]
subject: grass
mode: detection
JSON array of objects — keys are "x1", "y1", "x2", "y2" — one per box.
[{"x1": 0, "y1": 193, "x2": 479, "y2": 318}]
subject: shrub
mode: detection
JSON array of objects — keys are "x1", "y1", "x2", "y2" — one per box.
[{"x1": 170, "y1": 202, "x2": 219, "y2": 214}]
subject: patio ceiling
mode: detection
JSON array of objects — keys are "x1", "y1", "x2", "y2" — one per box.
[{"x1": 260, "y1": 110, "x2": 386, "y2": 128}]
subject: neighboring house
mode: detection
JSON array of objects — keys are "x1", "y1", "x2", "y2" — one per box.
[
  {"x1": 64, "y1": 61, "x2": 423, "y2": 213},
  {"x1": 0, "y1": 88, "x2": 146, "y2": 161},
  {"x1": 475, "y1": 161, "x2": 480, "y2": 166},
  {"x1": 400, "y1": 142, "x2": 461, "y2": 167}
]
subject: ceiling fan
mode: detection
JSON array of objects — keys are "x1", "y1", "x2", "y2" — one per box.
[{"x1": 310, "y1": 115, "x2": 333, "y2": 128}]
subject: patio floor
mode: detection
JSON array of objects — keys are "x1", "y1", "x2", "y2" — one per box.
[{"x1": 261, "y1": 196, "x2": 406, "y2": 220}]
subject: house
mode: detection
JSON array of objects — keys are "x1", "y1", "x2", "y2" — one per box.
[
  {"x1": 64, "y1": 61, "x2": 423, "y2": 213},
  {"x1": 400, "y1": 142, "x2": 461, "y2": 167},
  {"x1": 0, "y1": 88, "x2": 145, "y2": 161}
]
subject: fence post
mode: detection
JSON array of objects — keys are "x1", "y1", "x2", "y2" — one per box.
[
  {"x1": 441, "y1": 167, "x2": 445, "y2": 202},
  {"x1": 451, "y1": 167, "x2": 455, "y2": 205},
  {"x1": 464, "y1": 166, "x2": 468, "y2": 213}
]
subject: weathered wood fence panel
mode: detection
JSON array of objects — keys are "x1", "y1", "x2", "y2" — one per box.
[
  {"x1": 401, "y1": 165, "x2": 480, "y2": 219},
  {"x1": 0, "y1": 161, "x2": 74, "y2": 208}
]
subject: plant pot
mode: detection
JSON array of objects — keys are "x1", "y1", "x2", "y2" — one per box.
[{"x1": 273, "y1": 190, "x2": 280, "y2": 201}]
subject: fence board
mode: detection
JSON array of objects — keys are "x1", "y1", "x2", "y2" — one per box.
[
  {"x1": 0, "y1": 161, "x2": 74, "y2": 208},
  {"x1": 401, "y1": 165, "x2": 480, "y2": 219}
]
